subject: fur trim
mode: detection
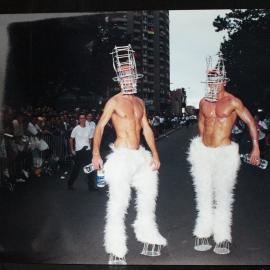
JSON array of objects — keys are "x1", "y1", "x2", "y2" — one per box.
[
  {"x1": 187, "y1": 136, "x2": 241, "y2": 243},
  {"x1": 103, "y1": 146, "x2": 167, "y2": 257}
]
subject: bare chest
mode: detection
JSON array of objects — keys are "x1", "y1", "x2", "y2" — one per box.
[
  {"x1": 114, "y1": 99, "x2": 144, "y2": 121},
  {"x1": 202, "y1": 100, "x2": 235, "y2": 120}
]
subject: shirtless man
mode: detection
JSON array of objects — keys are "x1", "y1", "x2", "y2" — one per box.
[
  {"x1": 188, "y1": 53, "x2": 260, "y2": 255},
  {"x1": 92, "y1": 45, "x2": 167, "y2": 264}
]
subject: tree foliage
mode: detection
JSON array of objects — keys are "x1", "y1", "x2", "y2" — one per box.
[{"x1": 213, "y1": 9, "x2": 270, "y2": 113}]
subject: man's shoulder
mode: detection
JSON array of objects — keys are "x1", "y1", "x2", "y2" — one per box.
[
  {"x1": 107, "y1": 94, "x2": 121, "y2": 105},
  {"x1": 225, "y1": 92, "x2": 244, "y2": 107},
  {"x1": 110, "y1": 94, "x2": 144, "y2": 103},
  {"x1": 135, "y1": 96, "x2": 144, "y2": 105},
  {"x1": 199, "y1": 98, "x2": 207, "y2": 107},
  {"x1": 72, "y1": 125, "x2": 80, "y2": 131}
]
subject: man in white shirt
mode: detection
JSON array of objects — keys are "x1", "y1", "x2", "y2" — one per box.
[
  {"x1": 86, "y1": 113, "x2": 96, "y2": 136},
  {"x1": 68, "y1": 114, "x2": 96, "y2": 190}
]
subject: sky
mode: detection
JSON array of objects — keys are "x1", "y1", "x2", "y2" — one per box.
[{"x1": 169, "y1": 10, "x2": 230, "y2": 108}]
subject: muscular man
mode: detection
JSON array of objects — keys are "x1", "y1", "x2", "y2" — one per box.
[
  {"x1": 92, "y1": 45, "x2": 167, "y2": 264},
  {"x1": 188, "y1": 53, "x2": 260, "y2": 255}
]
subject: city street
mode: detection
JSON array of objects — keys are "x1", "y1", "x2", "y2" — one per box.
[{"x1": 0, "y1": 125, "x2": 270, "y2": 265}]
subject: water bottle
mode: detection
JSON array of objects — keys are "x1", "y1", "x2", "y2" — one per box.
[
  {"x1": 83, "y1": 163, "x2": 95, "y2": 174},
  {"x1": 96, "y1": 168, "x2": 105, "y2": 188},
  {"x1": 240, "y1": 154, "x2": 268, "y2": 169}
]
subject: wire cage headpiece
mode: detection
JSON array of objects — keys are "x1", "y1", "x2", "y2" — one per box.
[
  {"x1": 202, "y1": 52, "x2": 229, "y2": 102},
  {"x1": 111, "y1": 44, "x2": 143, "y2": 94}
]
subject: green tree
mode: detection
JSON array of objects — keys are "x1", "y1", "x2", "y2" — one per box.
[{"x1": 213, "y1": 9, "x2": 270, "y2": 113}]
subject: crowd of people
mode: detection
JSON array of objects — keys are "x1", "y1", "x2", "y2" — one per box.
[
  {"x1": 0, "y1": 104, "x2": 195, "y2": 192},
  {"x1": 0, "y1": 105, "x2": 101, "y2": 191}
]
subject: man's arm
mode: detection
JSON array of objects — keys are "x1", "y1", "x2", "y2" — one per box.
[
  {"x1": 233, "y1": 97, "x2": 260, "y2": 165},
  {"x1": 69, "y1": 128, "x2": 76, "y2": 155},
  {"x1": 69, "y1": 138, "x2": 75, "y2": 155},
  {"x1": 198, "y1": 99, "x2": 205, "y2": 137},
  {"x1": 141, "y1": 103, "x2": 160, "y2": 170},
  {"x1": 92, "y1": 98, "x2": 115, "y2": 169}
]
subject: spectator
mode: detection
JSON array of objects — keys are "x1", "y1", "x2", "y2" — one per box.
[
  {"x1": 68, "y1": 114, "x2": 96, "y2": 191},
  {"x1": 86, "y1": 113, "x2": 96, "y2": 136}
]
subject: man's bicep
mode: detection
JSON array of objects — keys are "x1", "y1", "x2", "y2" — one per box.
[
  {"x1": 198, "y1": 109, "x2": 205, "y2": 122},
  {"x1": 141, "y1": 104, "x2": 151, "y2": 130},
  {"x1": 198, "y1": 111, "x2": 205, "y2": 136},
  {"x1": 234, "y1": 99, "x2": 254, "y2": 124},
  {"x1": 98, "y1": 100, "x2": 115, "y2": 128}
]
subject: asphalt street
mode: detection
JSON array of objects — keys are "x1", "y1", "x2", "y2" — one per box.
[{"x1": 1, "y1": 125, "x2": 270, "y2": 265}]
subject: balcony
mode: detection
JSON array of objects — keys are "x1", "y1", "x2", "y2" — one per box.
[
  {"x1": 134, "y1": 19, "x2": 141, "y2": 25},
  {"x1": 159, "y1": 24, "x2": 165, "y2": 30},
  {"x1": 117, "y1": 25, "x2": 127, "y2": 31}
]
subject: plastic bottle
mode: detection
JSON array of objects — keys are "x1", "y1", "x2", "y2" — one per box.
[
  {"x1": 240, "y1": 154, "x2": 268, "y2": 169},
  {"x1": 96, "y1": 168, "x2": 106, "y2": 188}
]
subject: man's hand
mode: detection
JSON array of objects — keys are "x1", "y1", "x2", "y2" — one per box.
[
  {"x1": 151, "y1": 154, "x2": 161, "y2": 171},
  {"x1": 92, "y1": 154, "x2": 103, "y2": 170},
  {"x1": 250, "y1": 147, "x2": 260, "y2": 166}
]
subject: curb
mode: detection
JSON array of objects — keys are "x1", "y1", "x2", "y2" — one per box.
[{"x1": 156, "y1": 126, "x2": 181, "y2": 141}]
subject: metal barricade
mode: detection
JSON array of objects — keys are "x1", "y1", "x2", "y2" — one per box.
[
  {"x1": 39, "y1": 133, "x2": 73, "y2": 176},
  {"x1": 0, "y1": 136, "x2": 16, "y2": 191}
]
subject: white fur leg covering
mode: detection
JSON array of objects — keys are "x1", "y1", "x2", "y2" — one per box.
[
  {"x1": 187, "y1": 137, "x2": 214, "y2": 238},
  {"x1": 132, "y1": 149, "x2": 167, "y2": 246},
  {"x1": 187, "y1": 136, "x2": 240, "y2": 243},
  {"x1": 212, "y1": 141, "x2": 240, "y2": 243},
  {"x1": 103, "y1": 146, "x2": 167, "y2": 258},
  {"x1": 103, "y1": 148, "x2": 133, "y2": 258}
]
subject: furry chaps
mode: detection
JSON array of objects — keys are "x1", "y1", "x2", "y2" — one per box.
[
  {"x1": 187, "y1": 136, "x2": 240, "y2": 243},
  {"x1": 103, "y1": 145, "x2": 167, "y2": 258}
]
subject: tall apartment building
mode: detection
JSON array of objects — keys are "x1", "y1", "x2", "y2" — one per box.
[{"x1": 106, "y1": 11, "x2": 170, "y2": 113}]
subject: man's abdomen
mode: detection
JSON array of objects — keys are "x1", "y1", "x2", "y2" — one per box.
[
  {"x1": 203, "y1": 124, "x2": 233, "y2": 147},
  {"x1": 114, "y1": 134, "x2": 141, "y2": 149}
]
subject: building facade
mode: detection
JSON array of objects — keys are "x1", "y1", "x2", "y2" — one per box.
[{"x1": 170, "y1": 88, "x2": 187, "y2": 116}]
